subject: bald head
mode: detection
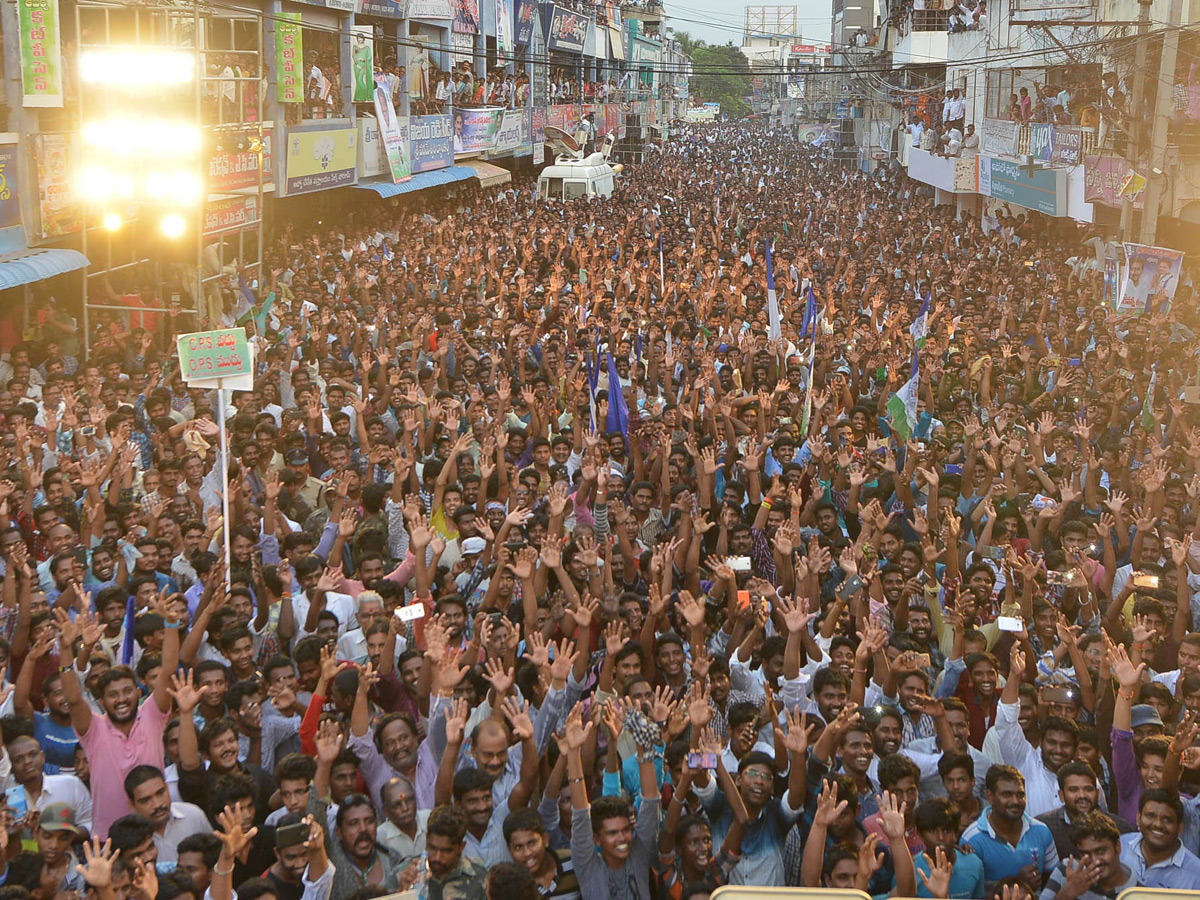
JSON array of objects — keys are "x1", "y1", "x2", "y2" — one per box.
[{"x1": 470, "y1": 719, "x2": 510, "y2": 780}]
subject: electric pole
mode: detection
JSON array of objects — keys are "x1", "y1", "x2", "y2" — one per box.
[
  {"x1": 1139, "y1": 0, "x2": 1183, "y2": 246},
  {"x1": 1118, "y1": 0, "x2": 1152, "y2": 242}
]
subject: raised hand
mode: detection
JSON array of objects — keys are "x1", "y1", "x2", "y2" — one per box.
[
  {"x1": 502, "y1": 695, "x2": 535, "y2": 740},
  {"x1": 168, "y1": 669, "x2": 208, "y2": 713},
  {"x1": 445, "y1": 696, "x2": 471, "y2": 745},
  {"x1": 315, "y1": 718, "x2": 345, "y2": 766},
  {"x1": 215, "y1": 802, "x2": 259, "y2": 859},
  {"x1": 877, "y1": 789, "x2": 907, "y2": 842},
  {"x1": 74, "y1": 836, "x2": 117, "y2": 888},
  {"x1": 917, "y1": 846, "x2": 954, "y2": 899}
]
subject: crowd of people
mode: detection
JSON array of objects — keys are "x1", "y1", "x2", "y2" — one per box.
[{"x1": 4, "y1": 120, "x2": 1200, "y2": 900}]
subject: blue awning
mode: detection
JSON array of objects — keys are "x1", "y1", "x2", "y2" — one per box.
[
  {"x1": 0, "y1": 247, "x2": 90, "y2": 291},
  {"x1": 356, "y1": 166, "x2": 476, "y2": 198}
]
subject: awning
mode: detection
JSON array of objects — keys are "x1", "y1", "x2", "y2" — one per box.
[
  {"x1": 462, "y1": 160, "x2": 512, "y2": 188},
  {"x1": 608, "y1": 25, "x2": 625, "y2": 59},
  {"x1": 355, "y1": 166, "x2": 476, "y2": 198},
  {"x1": 0, "y1": 247, "x2": 90, "y2": 291}
]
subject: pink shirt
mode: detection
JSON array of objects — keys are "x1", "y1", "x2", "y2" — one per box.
[{"x1": 78, "y1": 698, "x2": 169, "y2": 839}]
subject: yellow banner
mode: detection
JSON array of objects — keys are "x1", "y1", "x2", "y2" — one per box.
[{"x1": 285, "y1": 126, "x2": 357, "y2": 195}]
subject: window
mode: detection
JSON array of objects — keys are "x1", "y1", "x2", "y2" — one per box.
[
  {"x1": 564, "y1": 180, "x2": 587, "y2": 200},
  {"x1": 542, "y1": 176, "x2": 563, "y2": 198}
]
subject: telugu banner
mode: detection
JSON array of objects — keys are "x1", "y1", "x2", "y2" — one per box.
[
  {"x1": 19, "y1": 0, "x2": 62, "y2": 108},
  {"x1": 276, "y1": 13, "x2": 303, "y2": 103}
]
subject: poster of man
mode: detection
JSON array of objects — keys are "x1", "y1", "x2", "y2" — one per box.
[{"x1": 1119, "y1": 242, "x2": 1184, "y2": 314}]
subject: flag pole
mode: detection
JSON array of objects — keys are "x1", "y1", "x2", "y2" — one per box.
[{"x1": 658, "y1": 234, "x2": 665, "y2": 300}]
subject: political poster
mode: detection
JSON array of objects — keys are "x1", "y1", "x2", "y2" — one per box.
[
  {"x1": 373, "y1": 85, "x2": 411, "y2": 183},
  {"x1": 0, "y1": 144, "x2": 20, "y2": 231},
  {"x1": 1118, "y1": 243, "x2": 1184, "y2": 314},
  {"x1": 514, "y1": 0, "x2": 536, "y2": 45},
  {"x1": 452, "y1": 107, "x2": 503, "y2": 153},
  {"x1": 453, "y1": 0, "x2": 479, "y2": 33},
  {"x1": 547, "y1": 6, "x2": 587, "y2": 52},
  {"x1": 497, "y1": 0, "x2": 513, "y2": 55}
]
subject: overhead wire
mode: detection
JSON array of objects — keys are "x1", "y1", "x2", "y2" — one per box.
[{"x1": 185, "y1": 0, "x2": 1200, "y2": 89}]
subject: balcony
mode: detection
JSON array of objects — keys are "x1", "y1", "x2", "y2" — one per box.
[
  {"x1": 622, "y1": 0, "x2": 665, "y2": 23},
  {"x1": 891, "y1": 12, "x2": 950, "y2": 64}
]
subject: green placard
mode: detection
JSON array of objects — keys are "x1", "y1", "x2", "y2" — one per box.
[
  {"x1": 18, "y1": 0, "x2": 62, "y2": 108},
  {"x1": 276, "y1": 12, "x2": 303, "y2": 103},
  {"x1": 177, "y1": 328, "x2": 252, "y2": 382}
]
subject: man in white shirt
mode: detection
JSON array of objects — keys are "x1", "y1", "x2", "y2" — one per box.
[
  {"x1": 6, "y1": 736, "x2": 94, "y2": 832},
  {"x1": 907, "y1": 116, "x2": 924, "y2": 148},
  {"x1": 125, "y1": 765, "x2": 213, "y2": 863},
  {"x1": 993, "y1": 646, "x2": 1078, "y2": 818}
]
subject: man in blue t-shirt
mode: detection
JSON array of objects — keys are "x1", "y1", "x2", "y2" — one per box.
[
  {"x1": 962, "y1": 765, "x2": 1058, "y2": 895},
  {"x1": 912, "y1": 797, "x2": 985, "y2": 899}
]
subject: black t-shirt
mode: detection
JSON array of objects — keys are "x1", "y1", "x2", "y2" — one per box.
[{"x1": 266, "y1": 868, "x2": 306, "y2": 900}]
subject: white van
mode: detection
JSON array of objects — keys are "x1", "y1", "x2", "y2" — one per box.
[{"x1": 536, "y1": 129, "x2": 621, "y2": 202}]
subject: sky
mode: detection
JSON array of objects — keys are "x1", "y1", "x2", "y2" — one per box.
[{"x1": 666, "y1": 0, "x2": 833, "y2": 49}]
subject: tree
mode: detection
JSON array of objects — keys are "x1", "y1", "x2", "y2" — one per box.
[
  {"x1": 672, "y1": 30, "x2": 706, "y2": 57},
  {"x1": 690, "y1": 43, "x2": 754, "y2": 118}
]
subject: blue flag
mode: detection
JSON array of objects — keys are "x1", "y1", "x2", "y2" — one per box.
[
  {"x1": 121, "y1": 596, "x2": 137, "y2": 665},
  {"x1": 606, "y1": 353, "x2": 629, "y2": 441},
  {"x1": 801, "y1": 284, "x2": 818, "y2": 340},
  {"x1": 766, "y1": 240, "x2": 781, "y2": 341}
]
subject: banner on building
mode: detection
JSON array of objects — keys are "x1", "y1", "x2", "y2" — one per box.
[
  {"x1": 604, "y1": 104, "x2": 620, "y2": 138},
  {"x1": 408, "y1": 0, "x2": 453, "y2": 18},
  {"x1": 492, "y1": 108, "x2": 529, "y2": 154},
  {"x1": 514, "y1": 0, "x2": 536, "y2": 45},
  {"x1": 452, "y1": 32, "x2": 474, "y2": 65},
  {"x1": 410, "y1": 114, "x2": 454, "y2": 172},
  {"x1": 360, "y1": 115, "x2": 386, "y2": 178},
  {"x1": 18, "y1": 0, "x2": 63, "y2": 108},
  {"x1": 209, "y1": 132, "x2": 274, "y2": 192},
  {"x1": 1084, "y1": 154, "x2": 1143, "y2": 210},
  {"x1": 276, "y1": 13, "x2": 303, "y2": 103},
  {"x1": 453, "y1": 107, "x2": 504, "y2": 153},
  {"x1": 981, "y1": 118, "x2": 1020, "y2": 157},
  {"x1": 547, "y1": 6, "x2": 587, "y2": 52},
  {"x1": 497, "y1": 0, "x2": 513, "y2": 55},
  {"x1": 1050, "y1": 125, "x2": 1083, "y2": 164},
  {"x1": 0, "y1": 144, "x2": 20, "y2": 231},
  {"x1": 533, "y1": 142, "x2": 544, "y2": 164},
  {"x1": 33, "y1": 133, "x2": 79, "y2": 238},
  {"x1": 1029, "y1": 123, "x2": 1054, "y2": 162},
  {"x1": 204, "y1": 195, "x2": 259, "y2": 235},
  {"x1": 531, "y1": 14, "x2": 549, "y2": 106},
  {"x1": 285, "y1": 126, "x2": 357, "y2": 195},
  {"x1": 358, "y1": 0, "x2": 407, "y2": 17},
  {"x1": 1117, "y1": 243, "x2": 1184, "y2": 314},
  {"x1": 453, "y1": 0, "x2": 479, "y2": 33},
  {"x1": 351, "y1": 27, "x2": 375, "y2": 103},
  {"x1": 374, "y1": 86, "x2": 411, "y2": 183}
]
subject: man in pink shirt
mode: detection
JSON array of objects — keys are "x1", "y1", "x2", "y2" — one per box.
[{"x1": 61, "y1": 595, "x2": 181, "y2": 839}]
